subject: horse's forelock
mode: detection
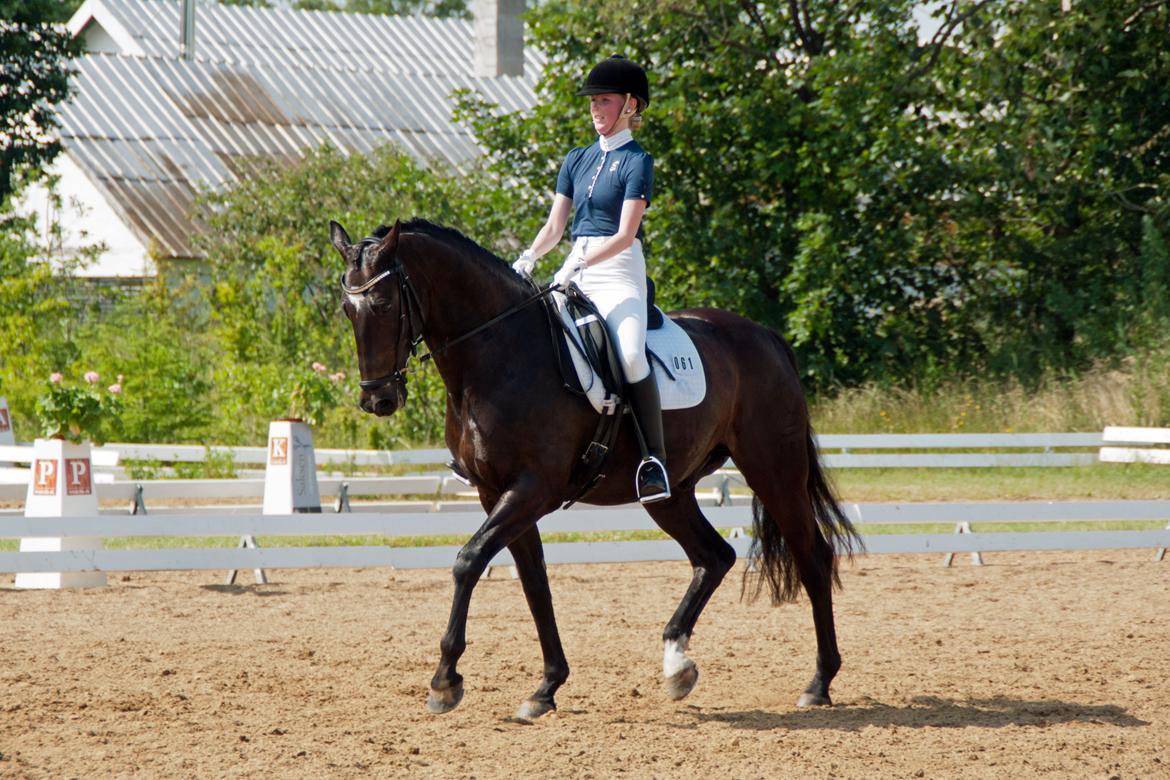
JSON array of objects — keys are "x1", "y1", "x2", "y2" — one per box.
[{"x1": 352, "y1": 225, "x2": 395, "y2": 270}]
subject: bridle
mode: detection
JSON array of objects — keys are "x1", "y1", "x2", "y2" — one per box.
[
  {"x1": 341, "y1": 239, "x2": 426, "y2": 393},
  {"x1": 340, "y1": 238, "x2": 558, "y2": 393}
]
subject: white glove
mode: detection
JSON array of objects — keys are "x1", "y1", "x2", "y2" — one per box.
[
  {"x1": 553, "y1": 256, "x2": 585, "y2": 288},
  {"x1": 512, "y1": 250, "x2": 536, "y2": 276}
]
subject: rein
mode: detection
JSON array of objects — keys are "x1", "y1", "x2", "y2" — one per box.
[
  {"x1": 417, "y1": 282, "x2": 558, "y2": 364},
  {"x1": 341, "y1": 248, "x2": 557, "y2": 389}
]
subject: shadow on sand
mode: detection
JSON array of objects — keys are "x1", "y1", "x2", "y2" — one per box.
[
  {"x1": 201, "y1": 583, "x2": 290, "y2": 597},
  {"x1": 692, "y1": 695, "x2": 1149, "y2": 732}
]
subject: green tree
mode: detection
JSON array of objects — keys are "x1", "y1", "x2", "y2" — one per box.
[
  {"x1": 458, "y1": 0, "x2": 1170, "y2": 387},
  {"x1": 0, "y1": 1, "x2": 80, "y2": 205},
  {"x1": 288, "y1": 0, "x2": 468, "y2": 18},
  {"x1": 194, "y1": 143, "x2": 534, "y2": 445},
  {"x1": 939, "y1": 1, "x2": 1170, "y2": 374}
]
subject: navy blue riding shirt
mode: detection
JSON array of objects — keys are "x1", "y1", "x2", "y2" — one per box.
[{"x1": 555, "y1": 138, "x2": 654, "y2": 240}]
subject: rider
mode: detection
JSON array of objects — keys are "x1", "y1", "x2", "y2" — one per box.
[{"x1": 512, "y1": 54, "x2": 669, "y2": 504}]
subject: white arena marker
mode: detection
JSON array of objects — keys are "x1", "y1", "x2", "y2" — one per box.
[
  {"x1": 227, "y1": 420, "x2": 323, "y2": 585},
  {"x1": 0, "y1": 397, "x2": 14, "y2": 447},
  {"x1": 0, "y1": 397, "x2": 14, "y2": 469},
  {"x1": 262, "y1": 420, "x2": 322, "y2": 514},
  {"x1": 15, "y1": 437, "x2": 107, "y2": 589}
]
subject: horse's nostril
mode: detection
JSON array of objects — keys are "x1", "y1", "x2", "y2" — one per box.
[{"x1": 374, "y1": 398, "x2": 397, "y2": 415}]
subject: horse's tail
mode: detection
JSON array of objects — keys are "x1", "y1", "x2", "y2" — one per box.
[{"x1": 744, "y1": 338, "x2": 864, "y2": 605}]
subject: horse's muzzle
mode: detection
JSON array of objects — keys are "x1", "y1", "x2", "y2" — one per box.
[{"x1": 359, "y1": 381, "x2": 407, "y2": 417}]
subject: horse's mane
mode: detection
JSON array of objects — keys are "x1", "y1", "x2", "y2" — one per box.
[{"x1": 377, "y1": 219, "x2": 529, "y2": 294}]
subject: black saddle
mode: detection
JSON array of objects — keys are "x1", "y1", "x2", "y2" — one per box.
[{"x1": 647, "y1": 276, "x2": 664, "y2": 330}]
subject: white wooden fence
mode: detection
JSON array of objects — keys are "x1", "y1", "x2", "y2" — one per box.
[
  {"x1": 0, "y1": 431, "x2": 1111, "y2": 512},
  {"x1": 96, "y1": 433, "x2": 1105, "y2": 469},
  {"x1": 2, "y1": 429, "x2": 1168, "y2": 576},
  {"x1": 2, "y1": 500, "x2": 1169, "y2": 575}
]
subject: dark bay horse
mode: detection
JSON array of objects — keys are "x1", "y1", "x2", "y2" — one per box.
[{"x1": 331, "y1": 218, "x2": 861, "y2": 719}]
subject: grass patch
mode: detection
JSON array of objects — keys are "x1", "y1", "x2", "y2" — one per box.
[
  {"x1": 809, "y1": 353, "x2": 1170, "y2": 433},
  {"x1": 827, "y1": 463, "x2": 1170, "y2": 502}
]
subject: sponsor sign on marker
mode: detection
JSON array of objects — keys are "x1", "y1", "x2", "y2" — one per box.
[
  {"x1": 65, "y1": 458, "x2": 92, "y2": 495},
  {"x1": 270, "y1": 436, "x2": 289, "y2": 465},
  {"x1": 33, "y1": 459, "x2": 58, "y2": 495}
]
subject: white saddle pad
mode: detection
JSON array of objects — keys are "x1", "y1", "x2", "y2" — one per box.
[{"x1": 554, "y1": 292, "x2": 707, "y2": 414}]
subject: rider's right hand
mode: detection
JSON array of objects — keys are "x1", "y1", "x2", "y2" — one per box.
[{"x1": 512, "y1": 250, "x2": 536, "y2": 276}]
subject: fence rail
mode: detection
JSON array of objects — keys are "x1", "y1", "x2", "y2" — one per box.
[
  {"x1": 2, "y1": 433, "x2": 1107, "y2": 473},
  {"x1": 4, "y1": 431, "x2": 1168, "y2": 576},
  {"x1": 2, "y1": 500, "x2": 1167, "y2": 574}
]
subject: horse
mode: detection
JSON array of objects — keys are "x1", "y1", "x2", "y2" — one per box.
[{"x1": 331, "y1": 217, "x2": 861, "y2": 719}]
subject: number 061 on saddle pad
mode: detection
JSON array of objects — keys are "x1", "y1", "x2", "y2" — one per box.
[{"x1": 554, "y1": 291, "x2": 707, "y2": 414}]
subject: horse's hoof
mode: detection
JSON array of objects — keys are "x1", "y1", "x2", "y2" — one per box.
[
  {"x1": 514, "y1": 698, "x2": 555, "y2": 720},
  {"x1": 664, "y1": 662, "x2": 699, "y2": 701},
  {"x1": 426, "y1": 682, "x2": 464, "y2": 714},
  {"x1": 796, "y1": 691, "x2": 832, "y2": 707}
]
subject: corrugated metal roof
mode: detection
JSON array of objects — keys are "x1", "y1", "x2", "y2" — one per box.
[{"x1": 61, "y1": 0, "x2": 540, "y2": 261}]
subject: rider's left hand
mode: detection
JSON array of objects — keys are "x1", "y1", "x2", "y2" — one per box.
[{"x1": 553, "y1": 257, "x2": 585, "y2": 288}]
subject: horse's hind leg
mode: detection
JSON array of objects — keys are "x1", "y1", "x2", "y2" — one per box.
[
  {"x1": 508, "y1": 526, "x2": 569, "y2": 719},
  {"x1": 733, "y1": 438, "x2": 842, "y2": 707},
  {"x1": 643, "y1": 489, "x2": 738, "y2": 701}
]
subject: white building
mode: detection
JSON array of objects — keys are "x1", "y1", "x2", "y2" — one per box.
[{"x1": 23, "y1": 0, "x2": 536, "y2": 278}]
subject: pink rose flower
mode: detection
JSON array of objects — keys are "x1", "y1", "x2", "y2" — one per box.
[
  {"x1": 49, "y1": 372, "x2": 63, "y2": 383},
  {"x1": 84, "y1": 371, "x2": 100, "y2": 384},
  {"x1": 108, "y1": 384, "x2": 122, "y2": 395},
  {"x1": 329, "y1": 372, "x2": 346, "y2": 382},
  {"x1": 311, "y1": 362, "x2": 327, "y2": 373}
]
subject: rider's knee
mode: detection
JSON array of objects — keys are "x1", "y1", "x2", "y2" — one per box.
[{"x1": 622, "y1": 354, "x2": 651, "y2": 384}]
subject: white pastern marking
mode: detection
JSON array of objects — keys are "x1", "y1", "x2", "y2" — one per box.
[{"x1": 663, "y1": 635, "x2": 692, "y2": 678}]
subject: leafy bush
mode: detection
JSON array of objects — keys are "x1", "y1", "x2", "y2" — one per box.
[
  {"x1": 287, "y1": 362, "x2": 348, "y2": 427},
  {"x1": 34, "y1": 370, "x2": 123, "y2": 444}
]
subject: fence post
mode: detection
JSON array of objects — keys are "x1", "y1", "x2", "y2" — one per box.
[
  {"x1": 335, "y1": 482, "x2": 351, "y2": 513},
  {"x1": 128, "y1": 483, "x2": 147, "y2": 515},
  {"x1": 942, "y1": 522, "x2": 984, "y2": 567}
]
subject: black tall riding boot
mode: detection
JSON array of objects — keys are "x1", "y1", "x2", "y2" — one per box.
[{"x1": 628, "y1": 374, "x2": 670, "y2": 503}]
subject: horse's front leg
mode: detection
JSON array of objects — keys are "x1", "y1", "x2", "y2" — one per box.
[
  {"x1": 427, "y1": 483, "x2": 556, "y2": 715},
  {"x1": 508, "y1": 525, "x2": 569, "y2": 719}
]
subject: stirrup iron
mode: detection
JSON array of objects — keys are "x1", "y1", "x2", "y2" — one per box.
[{"x1": 636, "y1": 455, "x2": 670, "y2": 504}]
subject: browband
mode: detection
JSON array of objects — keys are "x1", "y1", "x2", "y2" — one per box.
[{"x1": 340, "y1": 268, "x2": 395, "y2": 295}]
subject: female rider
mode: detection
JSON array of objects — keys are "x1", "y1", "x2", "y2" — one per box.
[{"x1": 512, "y1": 55, "x2": 669, "y2": 504}]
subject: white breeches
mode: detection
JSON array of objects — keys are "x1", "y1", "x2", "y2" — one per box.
[{"x1": 568, "y1": 236, "x2": 650, "y2": 383}]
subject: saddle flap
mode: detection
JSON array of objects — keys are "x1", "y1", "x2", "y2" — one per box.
[
  {"x1": 563, "y1": 284, "x2": 626, "y2": 398},
  {"x1": 553, "y1": 288, "x2": 707, "y2": 416}
]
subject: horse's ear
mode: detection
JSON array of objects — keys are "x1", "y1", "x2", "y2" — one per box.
[
  {"x1": 375, "y1": 219, "x2": 401, "y2": 262},
  {"x1": 329, "y1": 220, "x2": 352, "y2": 258}
]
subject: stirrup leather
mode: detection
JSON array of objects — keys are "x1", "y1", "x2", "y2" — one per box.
[{"x1": 636, "y1": 456, "x2": 670, "y2": 504}]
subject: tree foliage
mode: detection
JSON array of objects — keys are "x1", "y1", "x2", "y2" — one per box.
[
  {"x1": 192, "y1": 144, "x2": 533, "y2": 446},
  {"x1": 222, "y1": 0, "x2": 469, "y2": 18},
  {"x1": 0, "y1": 1, "x2": 80, "y2": 205},
  {"x1": 458, "y1": 0, "x2": 1170, "y2": 387}
]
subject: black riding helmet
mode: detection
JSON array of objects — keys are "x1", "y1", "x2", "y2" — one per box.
[{"x1": 576, "y1": 54, "x2": 650, "y2": 109}]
